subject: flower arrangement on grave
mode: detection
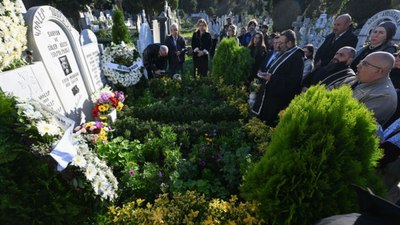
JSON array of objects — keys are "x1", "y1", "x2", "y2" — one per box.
[
  {"x1": 91, "y1": 86, "x2": 125, "y2": 121},
  {"x1": 70, "y1": 135, "x2": 119, "y2": 201},
  {"x1": 0, "y1": 0, "x2": 27, "y2": 72},
  {"x1": 16, "y1": 100, "x2": 64, "y2": 155},
  {"x1": 15, "y1": 99, "x2": 118, "y2": 201},
  {"x1": 101, "y1": 42, "x2": 144, "y2": 87},
  {"x1": 74, "y1": 121, "x2": 113, "y2": 144}
]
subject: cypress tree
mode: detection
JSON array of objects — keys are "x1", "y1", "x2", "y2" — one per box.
[{"x1": 241, "y1": 85, "x2": 385, "y2": 225}]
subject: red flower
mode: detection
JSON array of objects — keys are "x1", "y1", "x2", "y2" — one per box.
[
  {"x1": 110, "y1": 97, "x2": 119, "y2": 107},
  {"x1": 92, "y1": 105, "x2": 100, "y2": 117}
]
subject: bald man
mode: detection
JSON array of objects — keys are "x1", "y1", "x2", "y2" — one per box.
[
  {"x1": 344, "y1": 51, "x2": 397, "y2": 126},
  {"x1": 142, "y1": 44, "x2": 169, "y2": 79},
  {"x1": 314, "y1": 14, "x2": 358, "y2": 68}
]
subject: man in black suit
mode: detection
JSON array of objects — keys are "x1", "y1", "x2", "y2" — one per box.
[
  {"x1": 314, "y1": 14, "x2": 358, "y2": 68},
  {"x1": 164, "y1": 23, "x2": 186, "y2": 76},
  {"x1": 252, "y1": 29, "x2": 304, "y2": 127},
  {"x1": 142, "y1": 44, "x2": 168, "y2": 79}
]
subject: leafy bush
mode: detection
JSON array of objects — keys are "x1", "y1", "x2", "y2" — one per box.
[
  {"x1": 171, "y1": 128, "x2": 256, "y2": 199},
  {"x1": 212, "y1": 38, "x2": 254, "y2": 86},
  {"x1": 101, "y1": 191, "x2": 264, "y2": 224},
  {"x1": 96, "y1": 127, "x2": 182, "y2": 203},
  {"x1": 111, "y1": 7, "x2": 131, "y2": 44},
  {"x1": 241, "y1": 85, "x2": 385, "y2": 225},
  {"x1": 0, "y1": 91, "x2": 105, "y2": 224}
]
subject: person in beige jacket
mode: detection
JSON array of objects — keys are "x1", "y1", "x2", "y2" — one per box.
[{"x1": 344, "y1": 51, "x2": 397, "y2": 127}]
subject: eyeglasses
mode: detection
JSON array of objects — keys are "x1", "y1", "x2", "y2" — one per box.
[{"x1": 360, "y1": 60, "x2": 382, "y2": 70}]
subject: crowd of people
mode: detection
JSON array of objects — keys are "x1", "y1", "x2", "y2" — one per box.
[{"x1": 140, "y1": 13, "x2": 400, "y2": 206}]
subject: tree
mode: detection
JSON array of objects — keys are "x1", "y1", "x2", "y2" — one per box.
[
  {"x1": 241, "y1": 85, "x2": 385, "y2": 225},
  {"x1": 112, "y1": 7, "x2": 131, "y2": 44}
]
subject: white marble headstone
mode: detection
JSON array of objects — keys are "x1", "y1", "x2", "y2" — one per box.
[
  {"x1": 0, "y1": 62, "x2": 63, "y2": 113},
  {"x1": 80, "y1": 29, "x2": 106, "y2": 91},
  {"x1": 24, "y1": 6, "x2": 93, "y2": 123}
]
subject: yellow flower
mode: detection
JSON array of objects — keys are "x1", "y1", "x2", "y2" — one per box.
[
  {"x1": 116, "y1": 101, "x2": 124, "y2": 111},
  {"x1": 98, "y1": 104, "x2": 107, "y2": 112},
  {"x1": 203, "y1": 215, "x2": 214, "y2": 225},
  {"x1": 99, "y1": 115, "x2": 108, "y2": 120}
]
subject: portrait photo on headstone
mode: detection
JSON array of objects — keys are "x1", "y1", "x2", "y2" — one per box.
[
  {"x1": 71, "y1": 84, "x2": 80, "y2": 96},
  {"x1": 59, "y1": 55, "x2": 72, "y2": 75}
]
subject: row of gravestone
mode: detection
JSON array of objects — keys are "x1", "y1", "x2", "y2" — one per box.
[{"x1": 0, "y1": 6, "x2": 106, "y2": 124}]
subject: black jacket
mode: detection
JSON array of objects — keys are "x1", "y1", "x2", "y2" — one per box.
[
  {"x1": 315, "y1": 29, "x2": 358, "y2": 67},
  {"x1": 142, "y1": 43, "x2": 167, "y2": 78},
  {"x1": 302, "y1": 62, "x2": 355, "y2": 88},
  {"x1": 164, "y1": 35, "x2": 186, "y2": 66},
  {"x1": 351, "y1": 42, "x2": 397, "y2": 72},
  {"x1": 191, "y1": 31, "x2": 211, "y2": 59},
  {"x1": 252, "y1": 46, "x2": 304, "y2": 126}
]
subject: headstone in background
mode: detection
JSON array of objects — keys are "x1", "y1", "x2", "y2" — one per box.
[
  {"x1": 24, "y1": 6, "x2": 93, "y2": 123},
  {"x1": 357, "y1": 9, "x2": 400, "y2": 51},
  {"x1": 136, "y1": 14, "x2": 142, "y2": 31},
  {"x1": 80, "y1": 29, "x2": 106, "y2": 91},
  {"x1": 0, "y1": 62, "x2": 64, "y2": 113},
  {"x1": 156, "y1": 12, "x2": 168, "y2": 43},
  {"x1": 138, "y1": 10, "x2": 153, "y2": 56},
  {"x1": 152, "y1": 19, "x2": 161, "y2": 43}
]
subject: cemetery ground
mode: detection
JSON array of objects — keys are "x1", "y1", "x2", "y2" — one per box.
[
  {"x1": 1, "y1": 61, "x2": 386, "y2": 224},
  {"x1": 0, "y1": 5, "x2": 394, "y2": 224}
]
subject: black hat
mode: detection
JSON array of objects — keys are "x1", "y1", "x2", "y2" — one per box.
[{"x1": 377, "y1": 21, "x2": 397, "y2": 41}]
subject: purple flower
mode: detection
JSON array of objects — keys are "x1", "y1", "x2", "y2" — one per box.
[
  {"x1": 98, "y1": 93, "x2": 111, "y2": 104},
  {"x1": 199, "y1": 159, "x2": 206, "y2": 167},
  {"x1": 129, "y1": 169, "x2": 135, "y2": 176},
  {"x1": 95, "y1": 121, "x2": 103, "y2": 128},
  {"x1": 158, "y1": 171, "x2": 163, "y2": 177},
  {"x1": 116, "y1": 92, "x2": 125, "y2": 102}
]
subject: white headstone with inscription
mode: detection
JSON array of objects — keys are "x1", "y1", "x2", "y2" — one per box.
[
  {"x1": 80, "y1": 29, "x2": 106, "y2": 91},
  {"x1": 0, "y1": 62, "x2": 64, "y2": 113},
  {"x1": 357, "y1": 9, "x2": 400, "y2": 50},
  {"x1": 24, "y1": 6, "x2": 93, "y2": 123}
]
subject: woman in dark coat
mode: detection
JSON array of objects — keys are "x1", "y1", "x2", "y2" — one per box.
[
  {"x1": 351, "y1": 21, "x2": 397, "y2": 72},
  {"x1": 247, "y1": 31, "x2": 267, "y2": 80},
  {"x1": 191, "y1": 18, "x2": 212, "y2": 77}
]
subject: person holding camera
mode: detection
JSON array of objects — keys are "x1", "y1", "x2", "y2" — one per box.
[
  {"x1": 164, "y1": 23, "x2": 186, "y2": 76},
  {"x1": 142, "y1": 44, "x2": 168, "y2": 79},
  {"x1": 191, "y1": 18, "x2": 212, "y2": 77}
]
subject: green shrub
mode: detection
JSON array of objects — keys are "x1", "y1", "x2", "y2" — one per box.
[
  {"x1": 212, "y1": 38, "x2": 254, "y2": 86},
  {"x1": 101, "y1": 191, "x2": 264, "y2": 224},
  {"x1": 240, "y1": 85, "x2": 385, "y2": 225},
  {"x1": 96, "y1": 127, "x2": 182, "y2": 203},
  {"x1": 112, "y1": 7, "x2": 131, "y2": 44},
  {"x1": 0, "y1": 91, "x2": 105, "y2": 224}
]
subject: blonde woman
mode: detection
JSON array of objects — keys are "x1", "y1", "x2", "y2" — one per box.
[{"x1": 191, "y1": 18, "x2": 212, "y2": 77}]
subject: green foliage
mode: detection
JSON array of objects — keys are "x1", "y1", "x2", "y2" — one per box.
[
  {"x1": 212, "y1": 38, "x2": 254, "y2": 86},
  {"x1": 0, "y1": 91, "x2": 105, "y2": 224},
  {"x1": 101, "y1": 191, "x2": 264, "y2": 224},
  {"x1": 244, "y1": 117, "x2": 274, "y2": 154},
  {"x1": 171, "y1": 128, "x2": 256, "y2": 199},
  {"x1": 94, "y1": 29, "x2": 112, "y2": 39},
  {"x1": 96, "y1": 127, "x2": 182, "y2": 202},
  {"x1": 112, "y1": 7, "x2": 131, "y2": 44},
  {"x1": 241, "y1": 85, "x2": 385, "y2": 225}
]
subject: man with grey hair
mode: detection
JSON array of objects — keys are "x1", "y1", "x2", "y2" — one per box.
[
  {"x1": 164, "y1": 23, "x2": 186, "y2": 76},
  {"x1": 303, "y1": 46, "x2": 356, "y2": 88},
  {"x1": 142, "y1": 44, "x2": 168, "y2": 79},
  {"x1": 346, "y1": 51, "x2": 397, "y2": 126},
  {"x1": 314, "y1": 14, "x2": 358, "y2": 68}
]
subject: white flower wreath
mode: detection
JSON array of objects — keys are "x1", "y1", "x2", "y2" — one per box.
[
  {"x1": 0, "y1": 0, "x2": 27, "y2": 72},
  {"x1": 101, "y1": 42, "x2": 144, "y2": 87}
]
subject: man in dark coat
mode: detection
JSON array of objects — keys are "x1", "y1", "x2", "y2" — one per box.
[
  {"x1": 303, "y1": 46, "x2": 356, "y2": 89},
  {"x1": 164, "y1": 23, "x2": 186, "y2": 76},
  {"x1": 314, "y1": 14, "x2": 358, "y2": 68},
  {"x1": 252, "y1": 29, "x2": 304, "y2": 127},
  {"x1": 142, "y1": 44, "x2": 168, "y2": 79}
]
